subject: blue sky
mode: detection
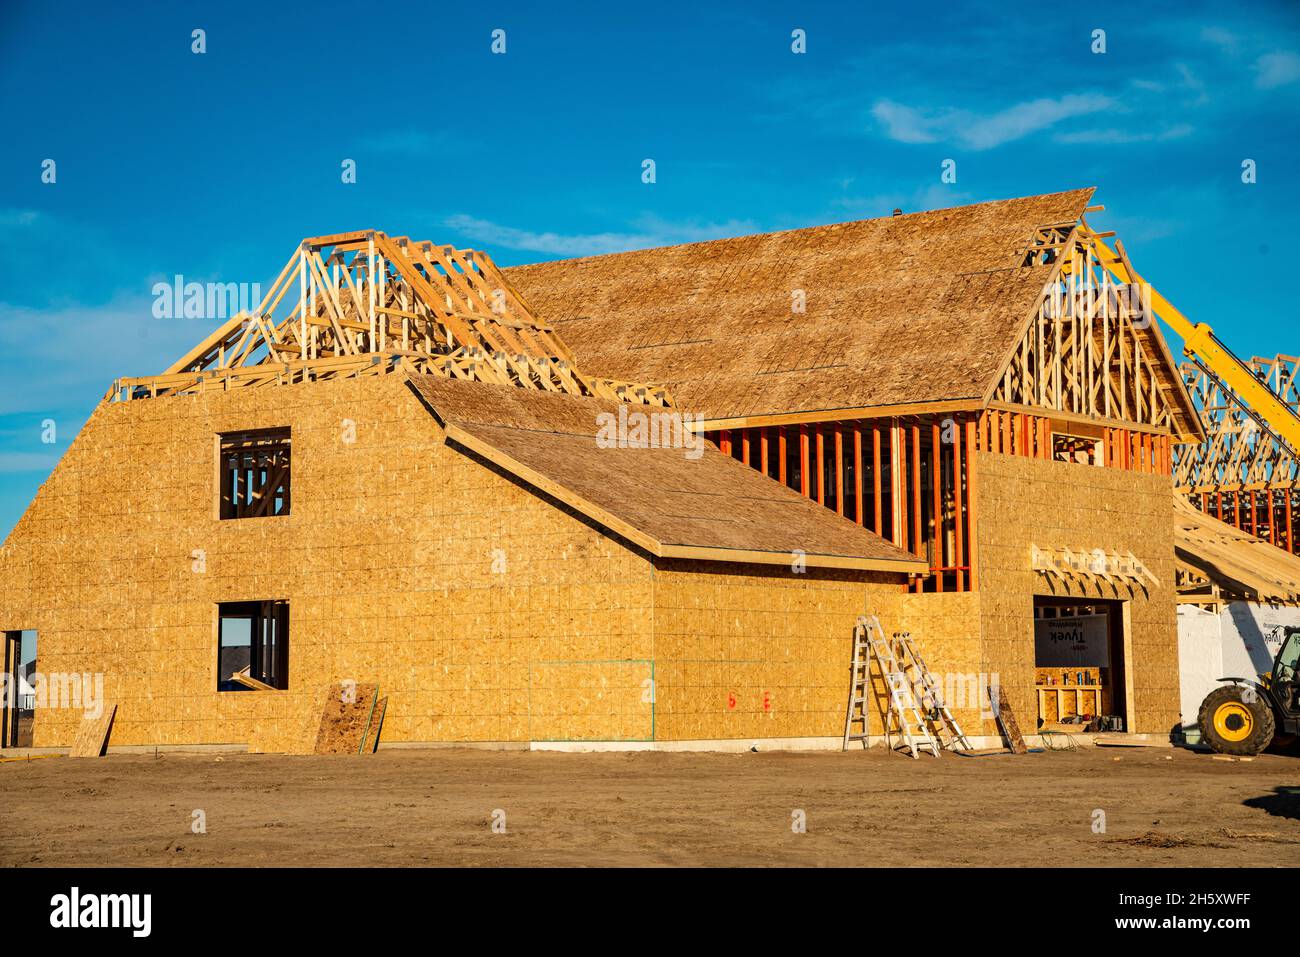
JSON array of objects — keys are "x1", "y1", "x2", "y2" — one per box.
[{"x1": 1, "y1": 0, "x2": 1298, "y2": 538}]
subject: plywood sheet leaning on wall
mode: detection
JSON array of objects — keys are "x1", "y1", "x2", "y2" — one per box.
[
  {"x1": 989, "y1": 685, "x2": 1028, "y2": 754},
  {"x1": 69, "y1": 704, "x2": 117, "y2": 758},
  {"x1": 313, "y1": 683, "x2": 383, "y2": 755}
]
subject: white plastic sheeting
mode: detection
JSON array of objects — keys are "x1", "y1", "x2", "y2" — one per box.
[{"x1": 1177, "y1": 602, "x2": 1300, "y2": 742}]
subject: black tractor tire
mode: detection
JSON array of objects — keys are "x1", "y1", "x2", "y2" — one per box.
[{"x1": 1198, "y1": 685, "x2": 1276, "y2": 756}]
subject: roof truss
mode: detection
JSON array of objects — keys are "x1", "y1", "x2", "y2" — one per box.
[
  {"x1": 109, "y1": 230, "x2": 673, "y2": 407},
  {"x1": 988, "y1": 224, "x2": 1197, "y2": 439},
  {"x1": 1175, "y1": 353, "x2": 1300, "y2": 493}
]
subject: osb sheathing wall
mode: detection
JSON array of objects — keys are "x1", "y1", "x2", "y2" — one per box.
[
  {"x1": 898, "y1": 591, "x2": 986, "y2": 736},
  {"x1": 974, "y1": 451, "x2": 1180, "y2": 735},
  {"x1": 651, "y1": 561, "x2": 901, "y2": 740},
  {"x1": 0, "y1": 375, "x2": 906, "y2": 748}
]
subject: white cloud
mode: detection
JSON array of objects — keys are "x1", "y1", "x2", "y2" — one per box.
[
  {"x1": 871, "y1": 93, "x2": 1114, "y2": 150},
  {"x1": 1054, "y1": 124, "x2": 1194, "y2": 145},
  {"x1": 443, "y1": 213, "x2": 758, "y2": 257},
  {"x1": 1174, "y1": 63, "x2": 1210, "y2": 105},
  {"x1": 1254, "y1": 51, "x2": 1300, "y2": 89},
  {"x1": 870, "y1": 101, "x2": 942, "y2": 144},
  {"x1": 1201, "y1": 27, "x2": 1239, "y2": 52},
  {"x1": 0, "y1": 209, "x2": 41, "y2": 228},
  {"x1": 0, "y1": 297, "x2": 202, "y2": 415},
  {"x1": 0, "y1": 451, "x2": 62, "y2": 473}
]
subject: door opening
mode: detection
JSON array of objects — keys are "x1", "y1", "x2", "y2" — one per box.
[
  {"x1": 2, "y1": 630, "x2": 36, "y2": 748},
  {"x1": 1033, "y1": 598, "x2": 1126, "y2": 732}
]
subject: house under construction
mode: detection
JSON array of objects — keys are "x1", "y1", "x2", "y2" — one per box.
[{"x1": 0, "y1": 189, "x2": 1222, "y2": 751}]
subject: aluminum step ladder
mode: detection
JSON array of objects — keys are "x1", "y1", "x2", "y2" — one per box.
[
  {"x1": 894, "y1": 631, "x2": 973, "y2": 752},
  {"x1": 842, "y1": 618, "x2": 873, "y2": 750},
  {"x1": 843, "y1": 615, "x2": 940, "y2": 758}
]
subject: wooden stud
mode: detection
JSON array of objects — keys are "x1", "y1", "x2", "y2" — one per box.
[
  {"x1": 799, "y1": 424, "x2": 810, "y2": 498},
  {"x1": 911, "y1": 422, "x2": 922, "y2": 582},
  {"x1": 931, "y1": 419, "x2": 943, "y2": 592},
  {"x1": 854, "y1": 425, "x2": 864, "y2": 528},
  {"x1": 893, "y1": 421, "x2": 907, "y2": 550},
  {"x1": 953, "y1": 415, "x2": 965, "y2": 591},
  {"x1": 1267, "y1": 487, "x2": 1277, "y2": 546},
  {"x1": 834, "y1": 426, "x2": 844, "y2": 517},
  {"x1": 815, "y1": 426, "x2": 825, "y2": 506},
  {"x1": 964, "y1": 415, "x2": 979, "y2": 591},
  {"x1": 872, "y1": 425, "x2": 883, "y2": 536}
]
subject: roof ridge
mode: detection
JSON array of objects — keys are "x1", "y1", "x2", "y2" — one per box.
[{"x1": 503, "y1": 187, "x2": 1096, "y2": 269}]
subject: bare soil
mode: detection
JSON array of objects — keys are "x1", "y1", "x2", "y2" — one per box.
[{"x1": 2, "y1": 745, "x2": 1297, "y2": 867}]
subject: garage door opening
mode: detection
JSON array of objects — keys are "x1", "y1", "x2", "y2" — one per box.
[{"x1": 1033, "y1": 598, "x2": 1127, "y2": 732}]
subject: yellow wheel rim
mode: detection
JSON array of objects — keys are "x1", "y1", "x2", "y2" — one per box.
[{"x1": 1213, "y1": 702, "x2": 1253, "y2": 742}]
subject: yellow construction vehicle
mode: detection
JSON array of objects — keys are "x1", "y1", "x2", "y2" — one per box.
[{"x1": 1196, "y1": 627, "x2": 1300, "y2": 755}]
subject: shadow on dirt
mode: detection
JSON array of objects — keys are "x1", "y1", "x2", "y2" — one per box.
[{"x1": 1243, "y1": 786, "x2": 1300, "y2": 822}]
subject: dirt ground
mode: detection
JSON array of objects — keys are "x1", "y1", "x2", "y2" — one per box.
[{"x1": 1, "y1": 745, "x2": 1298, "y2": 867}]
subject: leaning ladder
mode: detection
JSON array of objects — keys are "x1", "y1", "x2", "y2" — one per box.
[
  {"x1": 842, "y1": 618, "x2": 873, "y2": 750},
  {"x1": 894, "y1": 631, "x2": 973, "y2": 752},
  {"x1": 843, "y1": 615, "x2": 940, "y2": 758}
]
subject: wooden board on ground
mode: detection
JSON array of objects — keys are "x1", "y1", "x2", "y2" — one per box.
[
  {"x1": 69, "y1": 704, "x2": 117, "y2": 758},
  {"x1": 1094, "y1": 736, "x2": 1169, "y2": 748},
  {"x1": 313, "y1": 683, "x2": 381, "y2": 755},
  {"x1": 989, "y1": 686, "x2": 1028, "y2": 754}
]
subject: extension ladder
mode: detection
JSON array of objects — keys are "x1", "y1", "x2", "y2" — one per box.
[
  {"x1": 894, "y1": 631, "x2": 973, "y2": 752},
  {"x1": 842, "y1": 615, "x2": 940, "y2": 758}
]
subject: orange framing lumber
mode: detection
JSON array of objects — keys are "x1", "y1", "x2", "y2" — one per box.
[{"x1": 835, "y1": 426, "x2": 845, "y2": 517}]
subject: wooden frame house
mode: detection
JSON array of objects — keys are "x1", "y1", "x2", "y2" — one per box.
[{"x1": 0, "y1": 189, "x2": 1201, "y2": 750}]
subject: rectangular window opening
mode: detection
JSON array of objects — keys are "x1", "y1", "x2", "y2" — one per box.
[
  {"x1": 220, "y1": 428, "x2": 291, "y2": 519},
  {"x1": 218, "y1": 601, "x2": 289, "y2": 691},
  {"x1": 1052, "y1": 432, "x2": 1102, "y2": 467}
]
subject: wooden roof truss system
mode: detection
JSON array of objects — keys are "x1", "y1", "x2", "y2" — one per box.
[
  {"x1": 108, "y1": 230, "x2": 672, "y2": 407},
  {"x1": 1175, "y1": 354, "x2": 1300, "y2": 494},
  {"x1": 989, "y1": 220, "x2": 1193, "y2": 439}
]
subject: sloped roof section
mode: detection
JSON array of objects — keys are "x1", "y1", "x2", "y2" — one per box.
[
  {"x1": 505, "y1": 189, "x2": 1095, "y2": 423},
  {"x1": 407, "y1": 375, "x2": 926, "y2": 572},
  {"x1": 1174, "y1": 495, "x2": 1300, "y2": 604}
]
